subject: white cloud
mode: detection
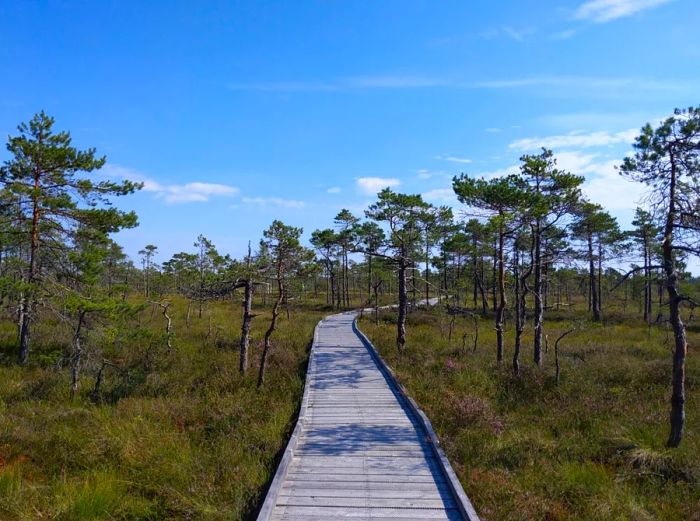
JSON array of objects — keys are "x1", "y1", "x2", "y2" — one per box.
[
  {"x1": 417, "y1": 169, "x2": 449, "y2": 180},
  {"x1": 356, "y1": 177, "x2": 400, "y2": 196},
  {"x1": 510, "y1": 150, "x2": 642, "y2": 210},
  {"x1": 100, "y1": 164, "x2": 238, "y2": 204},
  {"x1": 579, "y1": 157, "x2": 645, "y2": 210},
  {"x1": 555, "y1": 151, "x2": 601, "y2": 172},
  {"x1": 575, "y1": 0, "x2": 673, "y2": 22},
  {"x1": 509, "y1": 129, "x2": 637, "y2": 150},
  {"x1": 159, "y1": 183, "x2": 238, "y2": 204},
  {"x1": 422, "y1": 188, "x2": 459, "y2": 205},
  {"x1": 428, "y1": 151, "x2": 646, "y2": 214},
  {"x1": 436, "y1": 155, "x2": 473, "y2": 164},
  {"x1": 326, "y1": 186, "x2": 341, "y2": 194},
  {"x1": 485, "y1": 128, "x2": 501, "y2": 133},
  {"x1": 242, "y1": 196, "x2": 306, "y2": 209}
]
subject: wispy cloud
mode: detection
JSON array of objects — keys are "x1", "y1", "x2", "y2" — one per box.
[
  {"x1": 476, "y1": 166, "x2": 519, "y2": 179},
  {"x1": 485, "y1": 128, "x2": 501, "y2": 133},
  {"x1": 228, "y1": 74, "x2": 691, "y2": 95},
  {"x1": 356, "y1": 177, "x2": 400, "y2": 196},
  {"x1": 537, "y1": 111, "x2": 649, "y2": 129},
  {"x1": 228, "y1": 75, "x2": 448, "y2": 92},
  {"x1": 422, "y1": 188, "x2": 459, "y2": 205},
  {"x1": 473, "y1": 76, "x2": 683, "y2": 91},
  {"x1": 242, "y1": 196, "x2": 306, "y2": 209},
  {"x1": 417, "y1": 169, "x2": 449, "y2": 180},
  {"x1": 552, "y1": 29, "x2": 578, "y2": 40},
  {"x1": 509, "y1": 129, "x2": 637, "y2": 150},
  {"x1": 347, "y1": 76, "x2": 448, "y2": 88},
  {"x1": 435, "y1": 155, "x2": 473, "y2": 164},
  {"x1": 476, "y1": 26, "x2": 536, "y2": 42},
  {"x1": 326, "y1": 186, "x2": 341, "y2": 194},
  {"x1": 101, "y1": 164, "x2": 239, "y2": 204},
  {"x1": 574, "y1": 0, "x2": 673, "y2": 23}
]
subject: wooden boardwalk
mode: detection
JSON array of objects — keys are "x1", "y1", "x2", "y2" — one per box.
[{"x1": 258, "y1": 312, "x2": 479, "y2": 520}]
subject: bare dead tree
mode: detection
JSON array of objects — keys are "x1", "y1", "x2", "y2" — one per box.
[
  {"x1": 554, "y1": 328, "x2": 575, "y2": 384},
  {"x1": 91, "y1": 359, "x2": 117, "y2": 404},
  {"x1": 185, "y1": 299, "x2": 192, "y2": 328},
  {"x1": 446, "y1": 305, "x2": 480, "y2": 353},
  {"x1": 157, "y1": 300, "x2": 173, "y2": 351}
]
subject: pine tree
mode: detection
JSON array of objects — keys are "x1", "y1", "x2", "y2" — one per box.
[{"x1": 0, "y1": 111, "x2": 140, "y2": 365}]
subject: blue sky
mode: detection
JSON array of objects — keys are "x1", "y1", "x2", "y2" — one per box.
[{"x1": 1, "y1": 0, "x2": 698, "y2": 268}]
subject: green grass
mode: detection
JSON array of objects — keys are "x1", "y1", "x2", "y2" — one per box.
[
  {"x1": 359, "y1": 307, "x2": 700, "y2": 521},
  {"x1": 3, "y1": 291, "x2": 697, "y2": 520},
  {"x1": 0, "y1": 295, "x2": 325, "y2": 520}
]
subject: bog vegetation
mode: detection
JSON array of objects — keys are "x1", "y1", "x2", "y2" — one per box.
[{"x1": 0, "y1": 107, "x2": 698, "y2": 520}]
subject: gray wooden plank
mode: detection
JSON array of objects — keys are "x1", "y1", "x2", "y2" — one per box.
[
  {"x1": 278, "y1": 496, "x2": 457, "y2": 509},
  {"x1": 270, "y1": 505, "x2": 460, "y2": 519},
  {"x1": 256, "y1": 311, "x2": 479, "y2": 521}
]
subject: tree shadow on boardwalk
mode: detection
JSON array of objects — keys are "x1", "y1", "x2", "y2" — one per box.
[{"x1": 295, "y1": 422, "x2": 457, "y2": 506}]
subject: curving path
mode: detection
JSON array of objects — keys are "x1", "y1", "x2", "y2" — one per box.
[{"x1": 257, "y1": 311, "x2": 479, "y2": 521}]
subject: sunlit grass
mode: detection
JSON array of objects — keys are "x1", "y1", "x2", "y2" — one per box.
[
  {"x1": 0, "y1": 295, "x2": 324, "y2": 520},
  {"x1": 359, "y1": 306, "x2": 700, "y2": 520}
]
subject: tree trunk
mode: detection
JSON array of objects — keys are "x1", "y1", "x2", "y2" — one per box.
[
  {"x1": 491, "y1": 238, "x2": 497, "y2": 312},
  {"x1": 397, "y1": 260, "x2": 408, "y2": 352},
  {"x1": 472, "y1": 242, "x2": 478, "y2": 308},
  {"x1": 495, "y1": 224, "x2": 506, "y2": 364},
  {"x1": 367, "y1": 254, "x2": 372, "y2": 302},
  {"x1": 514, "y1": 237, "x2": 534, "y2": 376},
  {"x1": 162, "y1": 303, "x2": 172, "y2": 351},
  {"x1": 664, "y1": 156, "x2": 688, "y2": 448},
  {"x1": 18, "y1": 166, "x2": 42, "y2": 365},
  {"x1": 17, "y1": 297, "x2": 31, "y2": 365},
  {"x1": 258, "y1": 270, "x2": 284, "y2": 388},
  {"x1": 513, "y1": 249, "x2": 522, "y2": 375},
  {"x1": 411, "y1": 261, "x2": 417, "y2": 309},
  {"x1": 589, "y1": 233, "x2": 601, "y2": 321},
  {"x1": 597, "y1": 242, "x2": 603, "y2": 316},
  {"x1": 643, "y1": 236, "x2": 651, "y2": 323},
  {"x1": 425, "y1": 235, "x2": 431, "y2": 306},
  {"x1": 71, "y1": 310, "x2": 87, "y2": 399},
  {"x1": 475, "y1": 258, "x2": 488, "y2": 314},
  {"x1": 91, "y1": 361, "x2": 108, "y2": 404},
  {"x1": 239, "y1": 281, "x2": 254, "y2": 374},
  {"x1": 533, "y1": 221, "x2": 544, "y2": 367},
  {"x1": 373, "y1": 281, "x2": 381, "y2": 325}
]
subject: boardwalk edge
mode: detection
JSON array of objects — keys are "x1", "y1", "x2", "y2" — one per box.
[
  {"x1": 256, "y1": 319, "x2": 321, "y2": 521},
  {"x1": 353, "y1": 316, "x2": 482, "y2": 521}
]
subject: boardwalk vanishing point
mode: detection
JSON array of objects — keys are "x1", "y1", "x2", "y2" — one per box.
[{"x1": 257, "y1": 311, "x2": 480, "y2": 520}]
